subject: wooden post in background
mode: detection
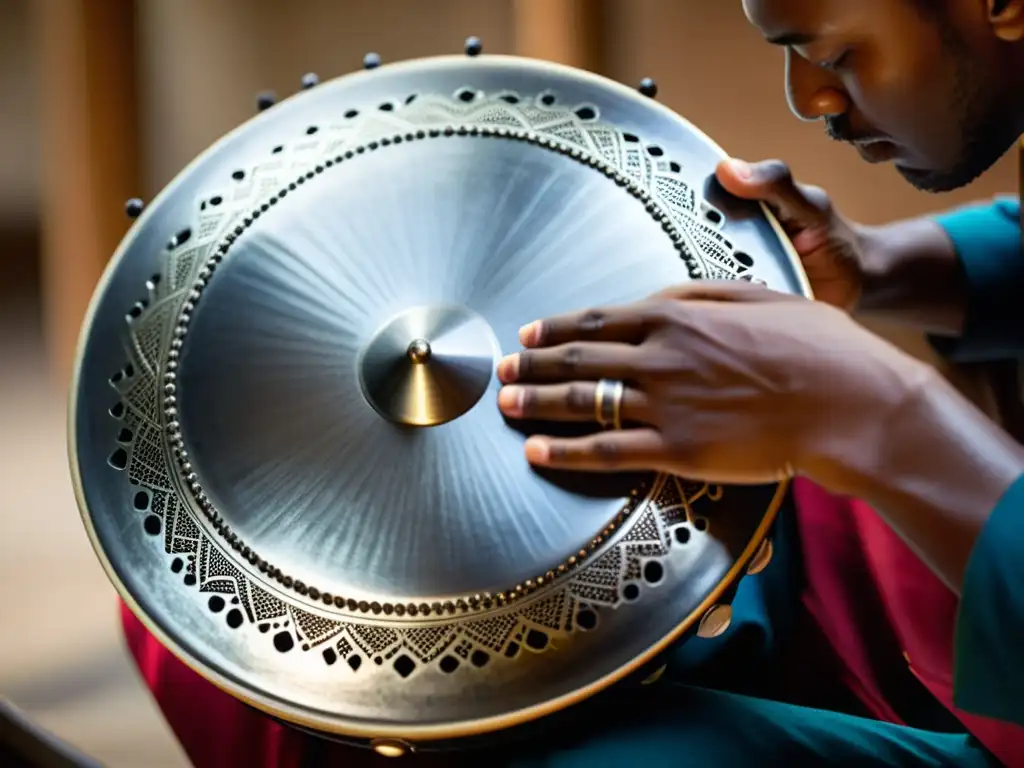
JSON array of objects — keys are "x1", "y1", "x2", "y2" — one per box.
[
  {"x1": 33, "y1": 0, "x2": 140, "y2": 387},
  {"x1": 511, "y1": 0, "x2": 605, "y2": 72}
]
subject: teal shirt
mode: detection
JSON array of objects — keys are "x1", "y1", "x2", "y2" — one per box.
[
  {"x1": 931, "y1": 198, "x2": 1024, "y2": 362},
  {"x1": 932, "y1": 198, "x2": 1024, "y2": 727}
]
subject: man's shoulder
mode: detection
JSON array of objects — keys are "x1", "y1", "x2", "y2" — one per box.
[
  {"x1": 990, "y1": 196, "x2": 1021, "y2": 221},
  {"x1": 934, "y1": 196, "x2": 1021, "y2": 256},
  {"x1": 936, "y1": 195, "x2": 1019, "y2": 225}
]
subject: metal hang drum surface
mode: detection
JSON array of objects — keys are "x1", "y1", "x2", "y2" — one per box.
[{"x1": 70, "y1": 37, "x2": 808, "y2": 756}]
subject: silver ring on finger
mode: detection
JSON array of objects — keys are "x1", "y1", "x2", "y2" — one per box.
[{"x1": 594, "y1": 378, "x2": 625, "y2": 430}]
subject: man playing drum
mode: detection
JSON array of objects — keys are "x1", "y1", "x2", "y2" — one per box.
[{"x1": 123, "y1": 1, "x2": 1024, "y2": 765}]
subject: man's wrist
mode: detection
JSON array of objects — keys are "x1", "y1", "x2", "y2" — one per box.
[
  {"x1": 854, "y1": 218, "x2": 966, "y2": 335},
  {"x1": 805, "y1": 363, "x2": 1024, "y2": 590},
  {"x1": 799, "y1": 355, "x2": 936, "y2": 498}
]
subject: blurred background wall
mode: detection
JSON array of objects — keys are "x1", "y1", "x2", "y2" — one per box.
[{"x1": 0, "y1": 1, "x2": 1017, "y2": 766}]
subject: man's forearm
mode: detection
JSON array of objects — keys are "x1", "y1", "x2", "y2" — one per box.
[
  {"x1": 855, "y1": 217, "x2": 967, "y2": 336},
  {"x1": 810, "y1": 369, "x2": 1024, "y2": 594}
]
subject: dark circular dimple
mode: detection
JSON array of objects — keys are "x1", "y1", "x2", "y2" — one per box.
[
  {"x1": 643, "y1": 560, "x2": 664, "y2": 584},
  {"x1": 470, "y1": 650, "x2": 490, "y2": 668},
  {"x1": 143, "y1": 515, "x2": 162, "y2": 536},
  {"x1": 623, "y1": 583, "x2": 641, "y2": 601},
  {"x1": 674, "y1": 526, "x2": 691, "y2": 544},
  {"x1": 439, "y1": 655, "x2": 459, "y2": 673},
  {"x1": 108, "y1": 448, "x2": 128, "y2": 471},
  {"x1": 273, "y1": 631, "x2": 294, "y2": 652},
  {"x1": 184, "y1": 573, "x2": 196, "y2": 586},
  {"x1": 576, "y1": 608, "x2": 598, "y2": 630},
  {"x1": 226, "y1": 609, "x2": 244, "y2": 628},
  {"x1": 208, "y1": 596, "x2": 225, "y2": 613},
  {"x1": 524, "y1": 629, "x2": 549, "y2": 650}
]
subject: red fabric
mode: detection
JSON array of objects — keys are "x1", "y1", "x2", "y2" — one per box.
[
  {"x1": 792, "y1": 479, "x2": 1024, "y2": 767},
  {"x1": 121, "y1": 603, "x2": 307, "y2": 768},
  {"x1": 121, "y1": 481, "x2": 1024, "y2": 766},
  {"x1": 121, "y1": 603, "x2": 465, "y2": 766}
]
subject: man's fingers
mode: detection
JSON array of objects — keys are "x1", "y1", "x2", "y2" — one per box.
[
  {"x1": 497, "y1": 342, "x2": 644, "y2": 384},
  {"x1": 523, "y1": 429, "x2": 670, "y2": 472},
  {"x1": 715, "y1": 158, "x2": 832, "y2": 228},
  {"x1": 497, "y1": 382, "x2": 652, "y2": 424},
  {"x1": 650, "y1": 280, "x2": 802, "y2": 304},
  {"x1": 518, "y1": 304, "x2": 661, "y2": 349},
  {"x1": 516, "y1": 283, "x2": 802, "y2": 357}
]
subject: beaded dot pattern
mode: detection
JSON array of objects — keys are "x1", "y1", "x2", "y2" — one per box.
[{"x1": 165, "y1": 124, "x2": 703, "y2": 613}]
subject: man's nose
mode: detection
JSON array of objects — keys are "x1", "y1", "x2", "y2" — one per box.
[{"x1": 784, "y1": 49, "x2": 850, "y2": 122}]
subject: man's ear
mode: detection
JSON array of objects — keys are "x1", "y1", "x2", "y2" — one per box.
[{"x1": 990, "y1": 0, "x2": 1024, "y2": 41}]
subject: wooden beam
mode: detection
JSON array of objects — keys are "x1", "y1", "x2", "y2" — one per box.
[
  {"x1": 511, "y1": 0, "x2": 605, "y2": 72},
  {"x1": 33, "y1": 0, "x2": 140, "y2": 386}
]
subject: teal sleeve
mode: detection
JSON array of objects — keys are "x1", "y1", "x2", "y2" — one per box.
[
  {"x1": 928, "y1": 198, "x2": 1024, "y2": 362},
  {"x1": 507, "y1": 684, "x2": 994, "y2": 768},
  {"x1": 953, "y1": 472, "x2": 1024, "y2": 725}
]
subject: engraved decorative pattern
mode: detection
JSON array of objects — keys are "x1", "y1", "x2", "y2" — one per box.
[{"x1": 105, "y1": 88, "x2": 738, "y2": 679}]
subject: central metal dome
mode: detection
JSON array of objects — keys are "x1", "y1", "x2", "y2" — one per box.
[{"x1": 358, "y1": 305, "x2": 499, "y2": 427}]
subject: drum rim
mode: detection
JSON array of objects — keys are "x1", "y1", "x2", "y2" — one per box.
[{"x1": 67, "y1": 52, "x2": 810, "y2": 744}]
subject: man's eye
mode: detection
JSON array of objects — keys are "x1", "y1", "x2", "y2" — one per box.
[{"x1": 821, "y1": 50, "x2": 851, "y2": 71}]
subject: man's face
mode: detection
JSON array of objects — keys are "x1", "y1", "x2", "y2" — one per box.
[{"x1": 743, "y1": 0, "x2": 1024, "y2": 192}]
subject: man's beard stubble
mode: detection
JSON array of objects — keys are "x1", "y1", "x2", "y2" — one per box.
[{"x1": 893, "y1": 27, "x2": 1019, "y2": 194}]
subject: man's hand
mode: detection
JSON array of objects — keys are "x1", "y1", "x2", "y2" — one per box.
[
  {"x1": 716, "y1": 158, "x2": 867, "y2": 311},
  {"x1": 495, "y1": 281, "x2": 931, "y2": 485}
]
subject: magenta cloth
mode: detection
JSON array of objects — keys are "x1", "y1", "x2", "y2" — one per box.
[{"x1": 792, "y1": 479, "x2": 1024, "y2": 767}]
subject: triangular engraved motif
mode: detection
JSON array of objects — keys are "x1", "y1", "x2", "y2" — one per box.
[
  {"x1": 403, "y1": 625, "x2": 458, "y2": 662},
  {"x1": 291, "y1": 607, "x2": 344, "y2": 646}
]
